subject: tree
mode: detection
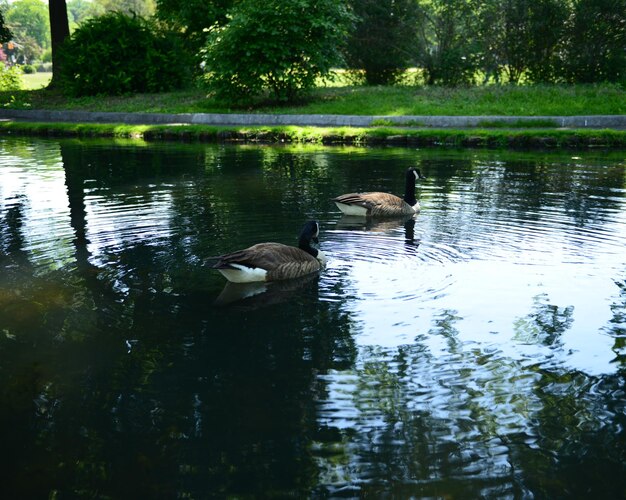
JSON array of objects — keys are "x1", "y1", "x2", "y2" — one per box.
[
  {"x1": 418, "y1": 0, "x2": 482, "y2": 85},
  {"x1": 562, "y1": 0, "x2": 626, "y2": 83},
  {"x1": 155, "y1": 0, "x2": 233, "y2": 54},
  {"x1": 0, "y1": 6, "x2": 12, "y2": 44},
  {"x1": 6, "y1": 0, "x2": 50, "y2": 49},
  {"x1": 523, "y1": 0, "x2": 568, "y2": 83},
  {"x1": 155, "y1": 0, "x2": 233, "y2": 75},
  {"x1": 48, "y1": 0, "x2": 70, "y2": 88},
  {"x1": 344, "y1": 0, "x2": 421, "y2": 85},
  {"x1": 90, "y1": 0, "x2": 156, "y2": 17},
  {"x1": 203, "y1": 0, "x2": 353, "y2": 104},
  {"x1": 474, "y1": 0, "x2": 529, "y2": 83},
  {"x1": 67, "y1": 0, "x2": 97, "y2": 29}
]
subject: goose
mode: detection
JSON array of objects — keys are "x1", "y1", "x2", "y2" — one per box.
[
  {"x1": 333, "y1": 167, "x2": 426, "y2": 217},
  {"x1": 210, "y1": 221, "x2": 325, "y2": 283}
]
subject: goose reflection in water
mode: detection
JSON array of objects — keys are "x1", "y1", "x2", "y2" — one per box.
[
  {"x1": 213, "y1": 272, "x2": 320, "y2": 309},
  {"x1": 334, "y1": 214, "x2": 420, "y2": 247}
]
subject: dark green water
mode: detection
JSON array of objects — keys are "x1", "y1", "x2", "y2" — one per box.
[{"x1": 1, "y1": 138, "x2": 625, "y2": 498}]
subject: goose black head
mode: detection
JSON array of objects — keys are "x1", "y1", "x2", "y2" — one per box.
[{"x1": 408, "y1": 167, "x2": 426, "y2": 181}]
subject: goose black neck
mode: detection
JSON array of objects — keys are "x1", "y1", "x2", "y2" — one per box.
[
  {"x1": 403, "y1": 172, "x2": 417, "y2": 206},
  {"x1": 299, "y1": 238, "x2": 318, "y2": 257}
]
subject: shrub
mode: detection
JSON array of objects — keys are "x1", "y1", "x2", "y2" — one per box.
[
  {"x1": 0, "y1": 64, "x2": 22, "y2": 91},
  {"x1": 21, "y1": 64, "x2": 35, "y2": 74},
  {"x1": 203, "y1": 0, "x2": 353, "y2": 104},
  {"x1": 58, "y1": 12, "x2": 192, "y2": 96}
]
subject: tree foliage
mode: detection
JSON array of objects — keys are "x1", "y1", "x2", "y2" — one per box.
[
  {"x1": 155, "y1": 0, "x2": 233, "y2": 49},
  {"x1": 344, "y1": 0, "x2": 421, "y2": 85},
  {"x1": 562, "y1": 0, "x2": 626, "y2": 84},
  {"x1": 88, "y1": 0, "x2": 156, "y2": 18},
  {"x1": 523, "y1": 0, "x2": 568, "y2": 83},
  {"x1": 67, "y1": 0, "x2": 95, "y2": 28},
  {"x1": 58, "y1": 12, "x2": 191, "y2": 95},
  {"x1": 419, "y1": 0, "x2": 481, "y2": 85},
  {"x1": 4, "y1": 0, "x2": 49, "y2": 63},
  {"x1": 0, "y1": 7, "x2": 12, "y2": 44},
  {"x1": 5, "y1": 0, "x2": 49, "y2": 49},
  {"x1": 203, "y1": 0, "x2": 353, "y2": 104},
  {"x1": 0, "y1": 64, "x2": 21, "y2": 90}
]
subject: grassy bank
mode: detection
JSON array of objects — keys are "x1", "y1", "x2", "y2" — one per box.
[
  {"x1": 2, "y1": 120, "x2": 625, "y2": 149},
  {"x1": 1, "y1": 82, "x2": 625, "y2": 149},
  {"x1": 1, "y1": 83, "x2": 625, "y2": 116}
]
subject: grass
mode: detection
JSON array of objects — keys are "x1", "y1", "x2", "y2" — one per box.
[
  {"x1": 20, "y1": 72, "x2": 52, "y2": 90},
  {"x1": 2, "y1": 75, "x2": 626, "y2": 149},
  {"x1": 2, "y1": 120, "x2": 625, "y2": 149},
  {"x1": 2, "y1": 79, "x2": 625, "y2": 116}
]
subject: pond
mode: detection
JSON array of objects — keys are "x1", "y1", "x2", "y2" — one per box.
[{"x1": 1, "y1": 137, "x2": 625, "y2": 498}]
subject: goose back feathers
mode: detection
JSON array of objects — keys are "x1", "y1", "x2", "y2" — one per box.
[
  {"x1": 211, "y1": 221, "x2": 324, "y2": 283},
  {"x1": 333, "y1": 167, "x2": 425, "y2": 217}
]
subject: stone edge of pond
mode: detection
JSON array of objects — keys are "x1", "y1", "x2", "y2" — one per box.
[{"x1": 1, "y1": 114, "x2": 626, "y2": 149}]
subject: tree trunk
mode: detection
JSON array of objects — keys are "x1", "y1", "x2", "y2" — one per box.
[{"x1": 48, "y1": 0, "x2": 70, "y2": 90}]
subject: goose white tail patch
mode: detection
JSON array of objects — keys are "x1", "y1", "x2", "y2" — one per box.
[
  {"x1": 335, "y1": 201, "x2": 368, "y2": 217},
  {"x1": 219, "y1": 264, "x2": 267, "y2": 283}
]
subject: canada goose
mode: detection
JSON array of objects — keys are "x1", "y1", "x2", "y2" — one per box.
[
  {"x1": 210, "y1": 221, "x2": 325, "y2": 283},
  {"x1": 333, "y1": 167, "x2": 425, "y2": 217}
]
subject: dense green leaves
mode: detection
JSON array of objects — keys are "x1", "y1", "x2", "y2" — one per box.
[
  {"x1": 0, "y1": 64, "x2": 22, "y2": 91},
  {"x1": 155, "y1": 0, "x2": 233, "y2": 49},
  {"x1": 562, "y1": 0, "x2": 626, "y2": 84},
  {"x1": 58, "y1": 12, "x2": 192, "y2": 96},
  {"x1": 420, "y1": 0, "x2": 626, "y2": 85},
  {"x1": 419, "y1": 0, "x2": 482, "y2": 85},
  {"x1": 344, "y1": 0, "x2": 421, "y2": 85},
  {"x1": 5, "y1": 0, "x2": 50, "y2": 49},
  {"x1": 202, "y1": 0, "x2": 353, "y2": 104}
]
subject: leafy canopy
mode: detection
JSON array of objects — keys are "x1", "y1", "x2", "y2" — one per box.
[{"x1": 203, "y1": 0, "x2": 353, "y2": 104}]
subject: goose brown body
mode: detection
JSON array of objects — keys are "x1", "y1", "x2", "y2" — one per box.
[
  {"x1": 214, "y1": 242, "x2": 322, "y2": 282},
  {"x1": 333, "y1": 192, "x2": 417, "y2": 217},
  {"x1": 333, "y1": 167, "x2": 425, "y2": 217},
  {"x1": 211, "y1": 221, "x2": 325, "y2": 283}
]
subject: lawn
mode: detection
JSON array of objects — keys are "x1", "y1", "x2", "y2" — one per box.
[
  {"x1": 20, "y1": 72, "x2": 52, "y2": 90},
  {"x1": 2, "y1": 78, "x2": 625, "y2": 117}
]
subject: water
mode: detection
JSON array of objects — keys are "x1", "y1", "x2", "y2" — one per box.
[{"x1": 1, "y1": 138, "x2": 625, "y2": 498}]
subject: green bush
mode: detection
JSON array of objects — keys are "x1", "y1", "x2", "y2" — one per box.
[
  {"x1": 0, "y1": 65, "x2": 22, "y2": 91},
  {"x1": 203, "y1": 0, "x2": 353, "y2": 104},
  {"x1": 21, "y1": 64, "x2": 35, "y2": 74},
  {"x1": 58, "y1": 12, "x2": 192, "y2": 96}
]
